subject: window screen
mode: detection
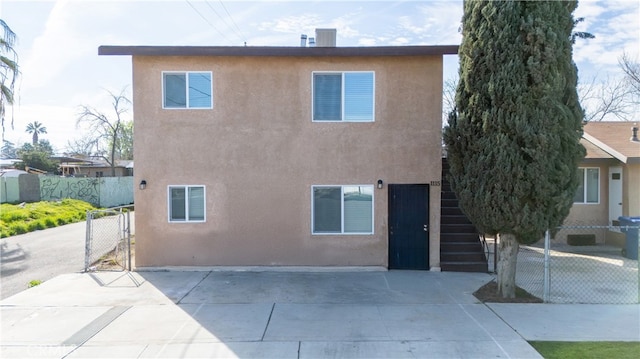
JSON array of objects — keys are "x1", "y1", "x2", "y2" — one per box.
[
  {"x1": 313, "y1": 72, "x2": 374, "y2": 121},
  {"x1": 312, "y1": 185, "x2": 373, "y2": 234},
  {"x1": 163, "y1": 72, "x2": 212, "y2": 109},
  {"x1": 169, "y1": 185, "x2": 206, "y2": 222},
  {"x1": 574, "y1": 168, "x2": 599, "y2": 204}
]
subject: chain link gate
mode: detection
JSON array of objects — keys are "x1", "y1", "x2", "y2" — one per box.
[
  {"x1": 84, "y1": 206, "x2": 132, "y2": 272},
  {"x1": 516, "y1": 224, "x2": 639, "y2": 304}
]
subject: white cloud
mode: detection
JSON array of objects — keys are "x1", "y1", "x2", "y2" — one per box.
[
  {"x1": 258, "y1": 14, "x2": 322, "y2": 35},
  {"x1": 21, "y1": 1, "x2": 91, "y2": 92},
  {"x1": 391, "y1": 37, "x2": 410, "y2": 45},
  {"x1": 573, "y1": 0, "x2": 640, "y2": 77},
  {"x1": 358, "y1": 37, "x2": 377, "y2": 46}
]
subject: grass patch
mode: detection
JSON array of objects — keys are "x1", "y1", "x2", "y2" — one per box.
[
  {"x1": 0, "y1": 199, "x2": 96, "y2": 238},
  {"x1": 28, "y1": 279, "x2": 42, "y2": 288},
  {"x1": 529, "y1": 341, "x2": 640, "y2": 359}
]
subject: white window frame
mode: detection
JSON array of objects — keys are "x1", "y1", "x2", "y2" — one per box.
[
  {"x1": 311, "y1": 184, "x2": 375, "y2": 235},
  {"x1": 311, "y1": 71, "x2": 375, "y2": 122},
  {"x1": 574, "y1": 167, "x2": 600, "y2": 204},
  {"x1": 162, "y1": 71, "x2": 213, "y2": 109},
  {"x1": 168, "y1": 185, "x2": 206, "y2": 223}
]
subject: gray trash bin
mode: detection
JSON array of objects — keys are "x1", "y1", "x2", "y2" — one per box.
[{"x1": 619, "y1": 216, "x2": 640, "y2": 260}]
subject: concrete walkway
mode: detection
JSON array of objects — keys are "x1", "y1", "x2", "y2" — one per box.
[{"x1": 1, "y1": 270, "x2": 638, "y2": 358}]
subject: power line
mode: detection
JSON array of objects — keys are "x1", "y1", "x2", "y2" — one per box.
[
  {"x1": 185, "y1": 0, "x2": 233, "y2": 45},
  {"x1": 217, "y1": 0, "x2": 247, "y2": 45},
  {"x1": 203, "y1": 0, "x2": 246, "y2": 45}
]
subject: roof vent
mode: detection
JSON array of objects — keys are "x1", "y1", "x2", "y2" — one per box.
[
  {"x1": 308, "y1": 37, "x2": 315, "y2": 47},
  {"x1": 300, "y1": 34, "x2": 307, "y2": 47},
  {"x1": 631, "y1": 126, "x2": 639, "y2": 142},
  {"x1": 315, "y1": 28, "x2": 336, "y2": 47}
]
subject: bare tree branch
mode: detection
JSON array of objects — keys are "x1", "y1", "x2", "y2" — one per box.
[
  {"x1": 619, "y1": 52, "x2": 640, "y2": 102},
  {"x1": 578, "y1": 75, "x2": 633, "y2": 122},
  {"x1": 443, "y1": 77, "x2": 458, "y2": 126},
  {"x1": 75, "y1": 88, "x2": 132, "y2": 176}
]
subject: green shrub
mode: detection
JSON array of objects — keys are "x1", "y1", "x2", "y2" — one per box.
[
  {"x1": 27, "y1": 220, "x2": 46, "y2": 232},
  {"x1": 43, "y1": 217, "x2": 56, "y2": 228},
  {"x1": 28, "y1": 280, "x2": 42, "y2": 288},
  {"x1": 11, "y1": 223, "x2": 29, "y2": 235}
]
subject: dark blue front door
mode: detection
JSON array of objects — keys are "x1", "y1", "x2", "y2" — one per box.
[{"x1": 388, "y1": 184, "x2": 429, "y2": 269}]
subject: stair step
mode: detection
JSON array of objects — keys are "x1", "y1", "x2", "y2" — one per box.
[
  {"x1": 441, "y1": 243, "x2": 483, "y2": 253},
  {"x1": 441, "y1": 261, "x2": 488, "y2": 273},
  {"x1": 440, "y1": 191, "x2": 458, "y2": 200},
  {"x1": 441, "y1": 207, "x2": 465, "y2": 216},
  {"x1": 441, "y1": 252, "x2": 486, "y2": 262},
  {"x1": 440, "y1": 233, "x2": 481, "y2": 242},
  {"x1": 440, "y1": 215, "x2": 473, "y2": 225},
  {"x1": 441, "y1": 199, "x2": 460, "y2": 208},
  {"x1": 440, "y1": 224, "x2": 477, "y2": 234}
]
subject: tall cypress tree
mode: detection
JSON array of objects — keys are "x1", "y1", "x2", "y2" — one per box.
[{"x1": 444, "y1": 0, "x2": 585, "y2": 298}]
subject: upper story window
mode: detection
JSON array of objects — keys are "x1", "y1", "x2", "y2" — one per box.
[
  {"x1": 574, "y1": 168, "x2": 599, "y2": 204},
  {"x1": 163, "y1": 72, "x2": 212, "y2": 109},
  {"x1": 312, "y1": 71, "x2": 374, "y2": 122}
]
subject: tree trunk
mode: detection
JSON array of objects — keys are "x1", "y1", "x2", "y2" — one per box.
[{"x1": 497, "y1": 233, "x2": 519, "y2": 298}]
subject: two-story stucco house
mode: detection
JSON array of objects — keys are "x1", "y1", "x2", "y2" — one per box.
[{"x1": 100, "y1": 32, "x2": 460, "y2": 270}]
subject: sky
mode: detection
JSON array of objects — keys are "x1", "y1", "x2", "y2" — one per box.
[{"x1": 1, "y1": 0, "x2": 638, "y2": 154}]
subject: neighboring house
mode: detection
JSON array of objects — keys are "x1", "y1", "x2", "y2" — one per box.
[
  {"x1": 0, "y1": 159, "x2": 21, "y2": 169},
  {"x1": 58, "y1": 158, "x2": 133, "y2": 177},
  {"x1": 100, "y1": 30, "x2": 458, "y2": 269},
  {"x1": 563, "y1": 121, "x2": 640, "y2": 246}
]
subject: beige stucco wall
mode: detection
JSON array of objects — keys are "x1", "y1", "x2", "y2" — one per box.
[
  {"x1": 132, "y1": 55, "x2": 444, "y2": 268},
  {"x1": 624, "y1": 163, "x2": 640, "y2": 217},
  {"x1": 562, "y1": 161, "x2": 611, "y2": 243}
]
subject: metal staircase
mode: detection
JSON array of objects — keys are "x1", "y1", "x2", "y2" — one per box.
[{"x1": 440, "y1": 158, "x2": 488, "y2": 272}]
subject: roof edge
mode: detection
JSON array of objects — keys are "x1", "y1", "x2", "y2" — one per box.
[
  {"x1": 98, "y1": 45, "x2": 460, "y2": 57},
  {"x1": 583, "y1": 133, "x2": 628, "y2": 164}
]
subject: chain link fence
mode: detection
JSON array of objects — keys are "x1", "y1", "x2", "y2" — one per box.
[
  {"x1": 516, "y1": 223, "x2": 639, "y2": 304},
  {"x1": 84, "y1": 206, "x2": 132, "y2": 272}
]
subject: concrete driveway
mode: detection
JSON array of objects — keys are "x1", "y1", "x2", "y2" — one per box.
[
  {"x1": 2, "y1": 270, "x2": 639, "y2": 358},
  {"x1": 4, "y1": 269, "x2": 636, "y2": 359}
]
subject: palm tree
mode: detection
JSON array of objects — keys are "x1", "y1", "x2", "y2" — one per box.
[
  {"x1": 25, "y1": 121, "x2": 47, "y2": 145},
  {"x1": 1, "y1": 19, "x2": 19, "y2": 137}
]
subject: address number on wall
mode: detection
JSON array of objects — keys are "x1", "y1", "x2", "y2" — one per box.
[{"x1": 430, "y1": 181, "x2": 441, "y2": 186}]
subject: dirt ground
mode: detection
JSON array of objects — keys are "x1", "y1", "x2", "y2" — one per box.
[
  {"x1": 94, "y1": 239, "x2": 135, "y2": 271},
  {"x1": 473, "y1": 280, "x2": 543, "y2": 303}
]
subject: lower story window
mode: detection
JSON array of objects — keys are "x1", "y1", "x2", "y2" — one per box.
[
  {"x1": 574, "y1": 168, "x2": 599, "y2": 204},
  {"x1": 169, "y1": 185, "x2": 206, "y2": 222},
  {"x1": 312, "y1": 185, "x2": 373, "y2": 234}
]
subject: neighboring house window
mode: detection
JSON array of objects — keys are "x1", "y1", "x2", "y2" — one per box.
[
  {"x1": 95, "y1": 171, "x2": 103, "y2": 178},
  {"x1": 574, "y1": 168, "x2": 599, "y2": 204},
  {"x1": 163, "y1": 72, "x2": 212, "y2": 109},
  {"x1": 312, "y1": 185, "x2": 374, "y2": 234},
  {"x1": 312, "y1": 71, "x2": 374, "y2": 122},
  {"x1": 168, "y1": 185, "x2": 206, "y2": 222}
]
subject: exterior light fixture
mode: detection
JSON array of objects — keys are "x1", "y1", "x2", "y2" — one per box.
[
  {"x1": 377, "y1": 179, "x2": 383, "y2": 189},
  {"x1": 139, "y1": 180, "x2": 147, "y2": 190}
]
